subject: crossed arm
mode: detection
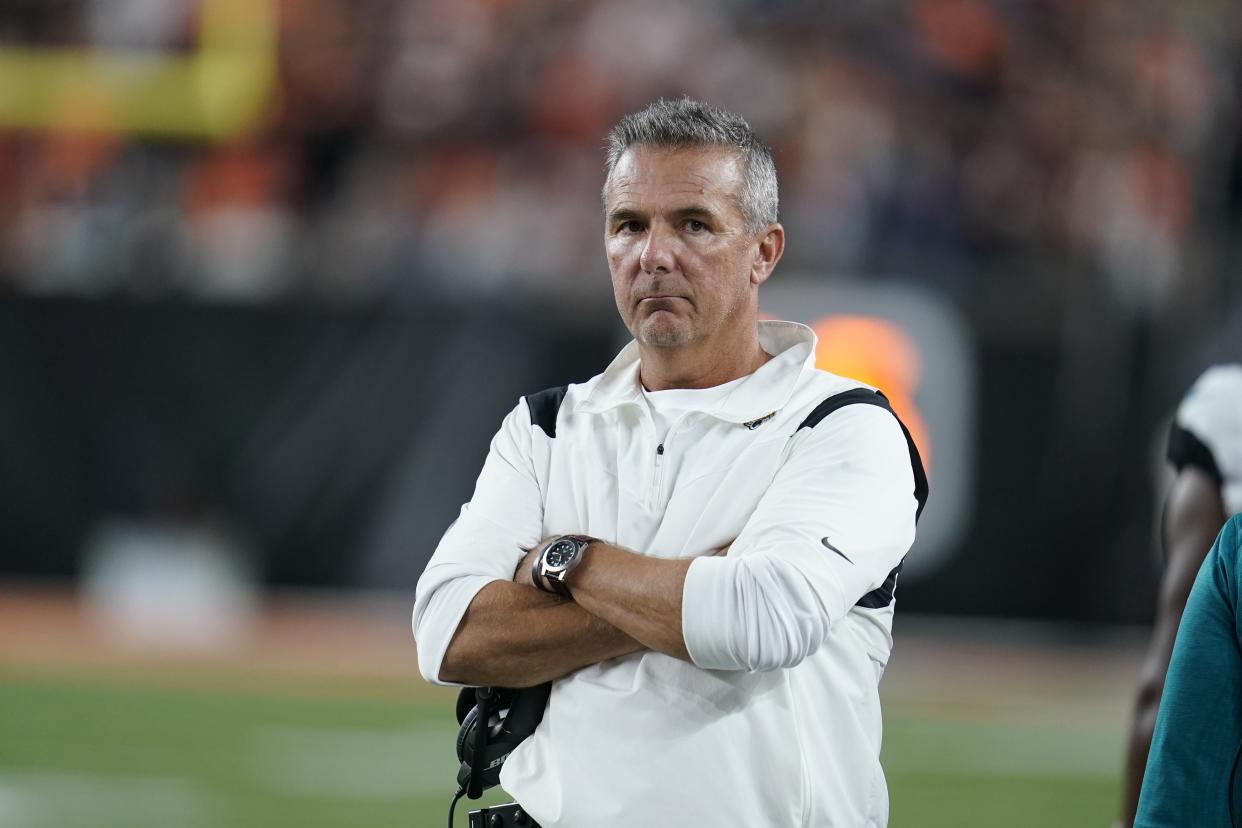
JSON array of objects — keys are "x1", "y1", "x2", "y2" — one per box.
[
  {"x1": 438, "y1": 542, "x2": 701, "y2": 686},
  {"x1": 415, "y1": 400, "x2": 916, "y2": 689}
]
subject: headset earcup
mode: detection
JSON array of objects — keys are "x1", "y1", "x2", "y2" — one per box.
[
  {"x1": 456, "y1": 705, "x2": 478, "y2": 763},
  {"x1": 453, "y1": 685, "x2": 550, "y2": 794},
  {"x1": 455, "y1": 703, "x2": 504, "y2": 791}
]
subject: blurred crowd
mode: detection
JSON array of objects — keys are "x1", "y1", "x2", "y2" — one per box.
[{"x1": 0, "y1": 0, "x2": 1238, "y2": 318}]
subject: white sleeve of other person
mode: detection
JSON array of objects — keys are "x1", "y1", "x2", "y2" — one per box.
[{"x1": 1175, "y1": 364, "x2": 1242, "y2": 516}]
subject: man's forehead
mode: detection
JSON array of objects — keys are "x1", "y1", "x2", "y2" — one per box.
[{"x1": 605, "y1": 145, "x2": 744, "y2": 210}]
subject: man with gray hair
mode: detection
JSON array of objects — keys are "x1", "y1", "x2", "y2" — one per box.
[{"x1": 414, "y1": 97, "x2": 927, "y2": 826}]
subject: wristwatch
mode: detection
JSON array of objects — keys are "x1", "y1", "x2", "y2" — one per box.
[{"x1": 532, "y1": 535, "x2": 593, "y2": 598}]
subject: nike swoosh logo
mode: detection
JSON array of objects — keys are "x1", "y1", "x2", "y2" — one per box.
[{"x1": 821, "y1": 538, "x2": 852, "y2": 563}]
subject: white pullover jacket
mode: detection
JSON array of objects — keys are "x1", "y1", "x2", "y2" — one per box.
[{"x1": 413, "y1": 321, "x2": 925, "y2": 827}]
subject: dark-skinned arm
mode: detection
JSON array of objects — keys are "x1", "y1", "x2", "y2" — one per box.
[
  {"x1": 522, "y1": 541, "x2": 702, "y2": 661},
  {"x1": 438, "y1": 579, "x2": 643, "y2": 687},
  {"x1": 571, "y1": 546, "x2": 699, "y2": 660},
  {"x1": 506, "y1": 404, "x2": 916, "y2": 672},
  {"x1": 440, "y1": 538, "x2": 723, "y2": 686},
  {"x1": 1118, "y1": 466, "x2": 1225, "y2": 828}
]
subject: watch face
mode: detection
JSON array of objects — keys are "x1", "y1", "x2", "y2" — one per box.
[{"x1": 544, "y1": 540, "x2": 577, "y2": 568}]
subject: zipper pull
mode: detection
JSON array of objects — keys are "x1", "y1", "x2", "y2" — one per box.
[
  {"x1": 656, "y1": 444, "x2": 665, "y2": 455},
  {"x1": 742, "y1": 411, "x2": 776, "y2": 430}
]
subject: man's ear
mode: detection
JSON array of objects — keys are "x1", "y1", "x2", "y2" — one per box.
[{"x1": 751, "y1": 224, "x2": 785, "y2": 286}]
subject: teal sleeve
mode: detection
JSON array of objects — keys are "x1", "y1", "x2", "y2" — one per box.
[{"x1": 1136, "y1": 515, "x2": 1242, "y2": 827}]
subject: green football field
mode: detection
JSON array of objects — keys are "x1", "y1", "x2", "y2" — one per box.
[
  {"x1": 0, "y1": 656, "x2": 1127, "y2": 828},
  {"x1": 0, "y1": 588, "x2": 1139, "y2": 828}
]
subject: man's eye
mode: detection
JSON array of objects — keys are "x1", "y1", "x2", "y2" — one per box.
[
  {"x1": 618, "y1": 220, "x2": 643, "y2": 233},
  {"x1": 685, "y1": 220, "x2": 707, "y2": 232}
]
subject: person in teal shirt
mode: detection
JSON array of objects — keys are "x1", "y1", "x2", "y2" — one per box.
[{"x1": 1137, "y1": 514, "x2": 1242, "y2": 827}]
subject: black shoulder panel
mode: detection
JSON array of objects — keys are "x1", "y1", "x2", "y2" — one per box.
[
  {"x1": 857, "y1": 562, "x2": 903, "y2": 610},
  {"x1": 525, "y1": 385, "x2": 569, "y2": 438},
  {"x1": 798, "y1": 388, "x2": 929, "y2": 522},
  {"x1": 1167, "y1": 421, "x2": 1223, "y2": 487},
  {"x1": 797, "y1": 387, "x2": 892, "y2": 430}
]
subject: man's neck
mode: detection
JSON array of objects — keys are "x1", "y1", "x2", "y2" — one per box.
[{"x1": 638, "y1": 333, "x2": 772, "y2": 392}]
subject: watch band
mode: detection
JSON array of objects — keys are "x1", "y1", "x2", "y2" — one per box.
[
  {"x1": 542, "y1": 564, "x2": 575, "y2": 599},
  {"x1": 531, "y1": 546, "x2": 558, "y2": 595},
  {"x1": 531, "y1": 554, "x2": 546, "y2": 592}
]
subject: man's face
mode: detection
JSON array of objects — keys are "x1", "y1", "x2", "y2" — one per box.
[{"x1": 603, "y1": 146, "x2": 763, "y2": 350}]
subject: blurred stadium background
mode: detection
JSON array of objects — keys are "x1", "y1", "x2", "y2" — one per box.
[{"x1": 1, "y1": 1, "x2": 1241, "y2": 825}]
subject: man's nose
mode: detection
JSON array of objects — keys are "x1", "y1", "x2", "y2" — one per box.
[{"x1": 639, "y1": 224, "x2": 677, "y2": 274}]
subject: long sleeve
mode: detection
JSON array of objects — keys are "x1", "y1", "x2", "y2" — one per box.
[
  {"x1": 1136, "y1": 515, "x2": 1242, "y2": 827},
  {"x1": 681, "y1": 403, "x2": 917, "y2": 672},
  {"x1": 411, "y1": 400, "x2": 545, "y2": 685}
]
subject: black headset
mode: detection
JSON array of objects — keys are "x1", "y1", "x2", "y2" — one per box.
[{"x1": 455, "y1": 682, "x2": 552, "y2": 796}]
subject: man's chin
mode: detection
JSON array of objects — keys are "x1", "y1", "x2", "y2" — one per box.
[{"x1": 637, "y1": 320, "x2": 694, "y2": 348}]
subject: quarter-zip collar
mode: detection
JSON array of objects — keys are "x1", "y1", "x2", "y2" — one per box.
[{"x1": 576, "y1": 320, "x2": 817, "y2": 424}]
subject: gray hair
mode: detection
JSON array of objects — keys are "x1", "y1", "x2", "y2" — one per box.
[{"x1": 602, "y1": 97, "x2": 779, "y2": 234}]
